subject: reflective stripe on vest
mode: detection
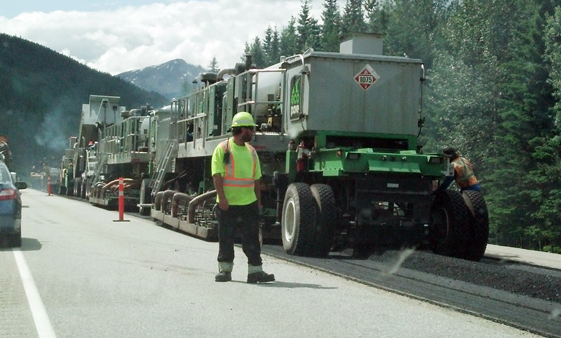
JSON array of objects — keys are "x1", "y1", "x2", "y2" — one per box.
[
  {"x1": 453, "y1": 157, "x2": 478, "y2": 188},
  {"x1": 220, "y1": 139, "x2": 257, "y2": 188}
]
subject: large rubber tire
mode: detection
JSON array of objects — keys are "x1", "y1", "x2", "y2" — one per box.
[
  {"x1": 462, "y1": 190, "x2": 489, "y2": 261},
  {"x1": 66, "y1": 180, "x2": 73, "y2": 196},
  {"x1": 281, "y1": 183, "x2": 317, "y2": 256},
  {"x1": 81, "y1": 179, "x2": 87, "y2": 199},
  {"x1": 74, "y1": 178, "x2": 82, "y2": 198},
  {"x1": 310, "y1": 184, "x2": 335, "y2": 257},
  {"x1": 429, "y1": 190, "x2": 470, "y2": 258},
  {"x1": 10, "y1": 232, "x2": 22, "y2": 248}
]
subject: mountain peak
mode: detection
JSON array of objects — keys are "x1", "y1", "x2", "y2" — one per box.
[{"x1": 117, "y1": 60, "x2": 206, "y2": 100}]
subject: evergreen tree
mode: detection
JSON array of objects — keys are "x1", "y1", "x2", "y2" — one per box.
[
  {"x1": 249, "y1": 37, "x2": 266, "y2": 68},
  {"x1": 341, "y1": 0, "x2": 366, "y2": 34},
  {"x1": 486, "y1": 1, "x2": 550, "y2": 248},
  {"x1": 271, "y1": 28, "x2": 281, "y2": 62},
  {"x1": 321, "y1": 0, "x2": 342, "y2": 52},
  {"x1": 530, "y1": 3, "x2": 561, "y2": 252},
  {"x1": 545, "y1": 6, "x2": 561, "y2": 120},
  {"x1": 207, "y1": 56, "x2": 219, "y2": 72},
  {"x1": 297, "y1": 0, "x2": 322, "y2": 52},
  {"x1": 263, "y1": 26, "x2": 281, "y2": 65},
  {"x1": 384, "y1": 0, "x2": 449, "y2": 67},
  {"x1": 242, "y1": 42, "x2": 251, "y2": 63},
  {"x1": 364, "y1": 0, "x2": 388, "y2": 33},
  {"x1": 280, "y1": 17, "x2": 299, "y2": 56}
]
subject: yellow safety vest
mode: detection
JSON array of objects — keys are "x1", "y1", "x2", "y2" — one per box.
[
  {"x1": 212, "y1": 139, "x2": 261, "y2": 205},
  {"x1": 220, "y1": 139, "x2": 257, "y2": 187}
]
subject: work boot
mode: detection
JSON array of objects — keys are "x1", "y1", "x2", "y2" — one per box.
[
  {"x1": 247, "y1": 264, "x2": 274, "y2": 283},
  {"x1": 215, "y1": 262, "x2": 233, "y2": 282},
  {"x1": 215, "y1": 271, "x2": 232, "y2": 282},
  {"x1": 247, "y1": 271, "x2": 275, "y2": 283}
]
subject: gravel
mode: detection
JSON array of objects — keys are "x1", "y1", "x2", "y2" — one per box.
[{"x1": 366, "y1": 249, "x2": 561, "y2": 303}]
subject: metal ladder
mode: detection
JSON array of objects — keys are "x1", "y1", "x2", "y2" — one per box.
[
  {"x1": 90, "y1": 152, "x2": 107, "y2": 185},
  {"x1": 149, "y1": 140, "x2": 177, "y2": 193}
]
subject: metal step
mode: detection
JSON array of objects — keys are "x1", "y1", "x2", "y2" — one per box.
[{"x1": 149, "y1": 140, "x2": 177, "y2": 193}]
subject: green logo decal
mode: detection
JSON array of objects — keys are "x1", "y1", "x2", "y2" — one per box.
[
  {"x1": 290, "y1": 77, "x2": 301, "y2": 117},
  {"x1": 291, "y1": 78, "x2": 300, "y2": 105}
]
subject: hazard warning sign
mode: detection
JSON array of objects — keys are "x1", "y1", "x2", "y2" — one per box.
[{"x1": 354, "y1": 64, "x2": 380, "y2": 91}]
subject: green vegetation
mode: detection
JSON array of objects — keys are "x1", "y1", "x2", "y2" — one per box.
[
  {"x1": 0, "y1": 33, "x2": 169, "y2": 178},
  {"x1": 243, "y1": 0, "x2": 561, "y2": 252}
]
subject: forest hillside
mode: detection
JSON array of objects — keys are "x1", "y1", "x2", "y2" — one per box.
[{"x1": 0, "y1": 33, "x2": 169, "y2": 176}]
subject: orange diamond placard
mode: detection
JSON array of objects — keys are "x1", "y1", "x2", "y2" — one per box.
[{"x1": 354, "y1": 64, "x2": 380, "y2": 91}]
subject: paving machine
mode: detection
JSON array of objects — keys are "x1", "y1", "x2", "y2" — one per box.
[{"x1": 139, "y1": 33, "x2": 489, "y2": 260}]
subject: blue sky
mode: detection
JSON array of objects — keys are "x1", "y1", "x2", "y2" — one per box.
[{"x1": 0, "y1": 0, "x2": 323, "y2": 74}]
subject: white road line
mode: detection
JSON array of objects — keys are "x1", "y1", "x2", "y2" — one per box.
[{"x1": 12, "y1": 248, "x2": 57, "y2": 338}]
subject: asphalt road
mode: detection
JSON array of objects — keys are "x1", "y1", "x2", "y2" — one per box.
[
  {"x1": 0, "y1": 189, "x2": 550, "y2": 338},
  {"x1": 262, "y1": 245, "x2": 561, "y2": 338}
]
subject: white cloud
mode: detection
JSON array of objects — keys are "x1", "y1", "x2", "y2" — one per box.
[{"x1": 0, "y1": 0, "x2": 324, "y2": 75}]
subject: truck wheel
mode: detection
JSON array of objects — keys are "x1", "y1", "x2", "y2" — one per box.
[
  {"x1": 462, "y1": 190, "x2": 489, "y2": 261},
  {"x1": 429, "y1": 190, "x2": 470, "y2": 258},
  {"x1": 282, "y1": 183, "x2": 317, "y2": 256},
  {"x1": 84, "y1": 179, "x2": 91, "y2": 198},
  {"x1": 80, "y1": 179, "x2": 87, "y2": 199},
  {"x1": 66, "y1": 181, "x2": 73, "y2": 196},
  {"x1": 310, "y1": 184, "x2": 335, "y2": 257},
  {"x1": 10, "y1": 232, "x2": 22, "y2": 247},
  {"x1": 74, "y1": 178, "x2": 82, "y2": 198}
]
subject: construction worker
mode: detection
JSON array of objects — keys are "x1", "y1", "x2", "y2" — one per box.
[
  {"x1": 211, "y1": 112, "x2": 275, "y2": 283},
  {"x1": 440, "y1": 146, "x2": 481, "y2": 192}
]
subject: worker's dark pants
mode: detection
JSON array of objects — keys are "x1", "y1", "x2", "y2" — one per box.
[{"x1": 217, "y1": 201, "x2": 262, "y2": 267}]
